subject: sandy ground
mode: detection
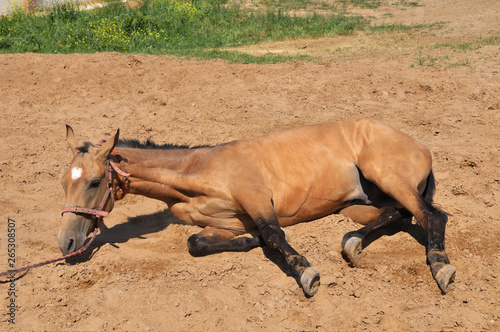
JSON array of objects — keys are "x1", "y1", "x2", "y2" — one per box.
[{"x1": 1, "y1": 0, "x2": 499, "y2": 330}]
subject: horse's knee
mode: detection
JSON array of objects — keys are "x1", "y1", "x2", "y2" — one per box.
[{"x1": 259, "y1": 223, "x2": 285, "y2": 249}]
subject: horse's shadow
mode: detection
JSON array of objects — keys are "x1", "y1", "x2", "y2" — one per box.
[
  {"x1": 65, "y1": 209, "x2": 182, "y2": 264},
  {"x1": 262, "y1": 217, "x2": 428, "y2": 294},
  {"x1": 1, "y1": 212, "x2": 180, "y2": 282},
  {"x1": 360, "y1": 217, "x2": 428, "y2": 249},
  {"x1": 66, "y1": 211, "x2": 429, "y2": 293}
]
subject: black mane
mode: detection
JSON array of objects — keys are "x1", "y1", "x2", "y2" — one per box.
[
  {"x1": 117, "y1": 138, "x2": 209, "y2": 150},
  {"x1": 76, "y1": 142, "x2": 93, "y2": 153}
]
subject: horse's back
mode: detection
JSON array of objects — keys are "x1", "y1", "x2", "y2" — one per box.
[{"x1": 230, "y1": 117, "x2": 430, "y2": 180}]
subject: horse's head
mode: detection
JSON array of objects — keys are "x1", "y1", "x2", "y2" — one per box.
[{"x1": 58, "y1": 126, "x2": 119, "y2": 255}]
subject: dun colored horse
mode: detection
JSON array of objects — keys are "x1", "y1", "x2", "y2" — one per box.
[{"x1": 58, "y1": 118, "x2": 455, "y2": 296}]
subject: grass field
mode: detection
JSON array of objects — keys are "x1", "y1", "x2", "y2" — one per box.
[
  {"x1": 0, "y1": 0, "x2": 371, "y2": 62},
  {"x1": 2, "y1": 0, "x2": 494, "y2": 63}
]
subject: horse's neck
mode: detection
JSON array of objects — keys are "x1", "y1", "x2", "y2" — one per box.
[
  {"x1": 116, "y1": 147, "x2": 205, "y2": 203},
  {"x1": 118, "y1": 147, "x2": 199, "y2": 170}
]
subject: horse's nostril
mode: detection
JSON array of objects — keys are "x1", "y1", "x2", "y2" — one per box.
[{"x1": 67, "y1": 239, "x2": 74, "y2": 253}]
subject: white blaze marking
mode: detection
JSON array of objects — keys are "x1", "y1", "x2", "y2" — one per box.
[{"x1": 71, "y1": 167, "x2": 83, "y2": 180}]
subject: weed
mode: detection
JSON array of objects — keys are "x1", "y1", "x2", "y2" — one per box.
[
  {"x1": 411, "y1": 52, "x2": 437, "y2": 67},
  {"x1": 370, "y1": 21, "x2": 446, "y2": 34},
  {"x1": 411, "y1": 52, "x2": 472, "y2": 68},
  {"x1": 340, "y1": 0, "x2": 381, "y2": 9},
  {"x1": 431, "y1": 37, "x2": 500, "y2": 52},
  {"x1": 392, "y1": 0, "x2": 421, "y2": 7}
]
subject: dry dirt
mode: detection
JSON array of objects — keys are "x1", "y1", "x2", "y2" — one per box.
[{"x1": 1, "y1": 0, "x2": 499, "y2": 330}]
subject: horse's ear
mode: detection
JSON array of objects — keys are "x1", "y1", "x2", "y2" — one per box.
[
  {"x1": 97, "y1": 129, "x2": 120, "y2": 159},
  {"x1": 66, "y1": 125, "x2": 78, "y2": 154}
]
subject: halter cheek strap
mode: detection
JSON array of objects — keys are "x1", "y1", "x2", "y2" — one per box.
[
  {"x1": 61, "y1": 160, "x2": 130, "y2": 227},
  {"x1": 0, "y1": 153, "x2": 131, "y2": 277}
]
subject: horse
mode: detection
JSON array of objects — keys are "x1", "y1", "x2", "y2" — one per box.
[{"x1": 58, "y1": 117, "x2": 455, "y2": 296}]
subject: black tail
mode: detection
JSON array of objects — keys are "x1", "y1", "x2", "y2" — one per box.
[
  {"x1": 422, "y1": 170, "x2": 437, "y2": 205},
  {"x1": 422, "y1": 170, "x2": 450, "y2": 216}
]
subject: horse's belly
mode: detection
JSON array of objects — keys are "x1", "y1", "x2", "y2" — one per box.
[
  {"x1": 276, "y1": 198, "x2": 343, "y2": 226},
  {"x1": 273, "y1": 163, "x2": 370, "y2": 226}
]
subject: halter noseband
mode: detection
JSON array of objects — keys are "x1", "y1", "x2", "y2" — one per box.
[
  {"x1": 61, "y1": 159, "x2": 130, "y2": 227},
  {"x1": 0, "y1": 147, "x2": 131, "y2": 277}
]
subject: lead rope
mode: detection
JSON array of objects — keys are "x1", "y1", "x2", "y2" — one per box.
[
  {"x1": 0, "y1": 227, "x2": 99, "y2": 278},
  {"x1": 0, "y1": 159, "x2": 130, "y2": 278}
]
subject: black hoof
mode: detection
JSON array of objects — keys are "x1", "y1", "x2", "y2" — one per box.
[
  {"x1": 341, "y1": 234, "x2": 363, "y2": 263},
  {"x1": 434, "y1": 264, "x2": 456, "y2": 294},
  {"x1": 300, "y1": 267, "x2": 320, "y2": 297}
]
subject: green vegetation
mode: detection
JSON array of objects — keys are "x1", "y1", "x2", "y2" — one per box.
[
  {"x1": 0, "y1": 0, "x2": 366, "y2": 61},
  {"x1": 391, "y1": 0, "x2": 421, "y2": 7},
  {"x1": 257, "y1": 0, "x2": 331, "y2": 11},
  {"x1": 340, "y1": 0, "x2": 381, "y2": 9},
  {"x1": 410, "y1": 52, "x2": 472, "y2": 68},
  {"x1": 369, "y1": 21, "x2": 446, "y2": 33},
  {"x1": 431, "y1": 36, "x2": 500, "y2": 52},
  {"x1": 0, "y1": 0, "x2": 462, "y2": 62},
  {"x1": 409, "y1": 37, "x2": 499, "y2": 70}
]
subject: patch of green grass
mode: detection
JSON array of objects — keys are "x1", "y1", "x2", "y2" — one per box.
[
  {"x1": 258, "y1": 0, "x2": 325, "y2": 11},
  {"x1": 173, "y1": 48, "x2": 312, "y2": 63},
  {"x1": 431, "y1": 36, "x2": 500, "y2": 52},
  {"x1": 0, "y1": 0, "x2": 461, "y2": 62},
  {"x1": 411, "y1": 37, "x2": 499, "y2": 69},
  {"x1": 410, "y1": 53, "x2": 439, "y2": 67},
  {"x1": 0, "y1": 0, "x2": 366, "y2": 61},
  {"x1": 391, "y1": 0, "x2": 421, "y2": 7},
  {"x1": 370, "y1": 21, "x2": 446, "y2": 33},
  {"x1": 339, "y1": 0, "x2": 381, "y2": 9},
  {"x1": 411, "y1": 52, "x2": 471, "y2": 68}
]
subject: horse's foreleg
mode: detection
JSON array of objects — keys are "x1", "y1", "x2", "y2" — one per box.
[
  {"x1": 233, "y1": 189, "x2": 320, "y2": 296},
  {"x1": 257, "y1": 215, "x2": 320, "y2": 296},
  {"x1": 187, "y1": 227, "x2": 262, "y2": 256},
  {"x1": 339, "y1": 206, "x2": 406, "y2": 263}
]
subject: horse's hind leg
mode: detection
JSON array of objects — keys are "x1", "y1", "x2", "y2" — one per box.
[
  {"x1": 361, "y1": 174, "x2": 455, "y2": 293},
  {"x1": 187, "y1": 227, "x2": 262, "y2": 257},
  {"x1": 339, "y1": 206, "x2": 407, "y2": 263},
  {"x1": 419, "y1": 200, "x2": 456, "y2": 293}
]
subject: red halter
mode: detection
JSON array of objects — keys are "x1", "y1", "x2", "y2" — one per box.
[
  {"x1": 61, "y1": 160, "x2": 130, "y2": 227},
  {"x1": 0, "y1": 149, "x2": 131, "y2": 277}
]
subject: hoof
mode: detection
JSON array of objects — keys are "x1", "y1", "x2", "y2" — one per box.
[
  {"x1": 342, "y1": 236, "x2": 363, "y2": 262},
  {"x1": 300, "y1": 267, "x2": 320, "y2": 297},
  {"x1": 434, "y1": 264, "x2": 456, "y2": 294}
]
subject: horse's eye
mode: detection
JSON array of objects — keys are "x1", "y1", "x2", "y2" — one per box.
[{"x1": 89, "y1": 180, "x2": 101, "y2": 189}]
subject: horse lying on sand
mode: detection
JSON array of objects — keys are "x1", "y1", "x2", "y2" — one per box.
[{"x1": 58, "y1": 117, "x2": 455, "y2": 296}]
